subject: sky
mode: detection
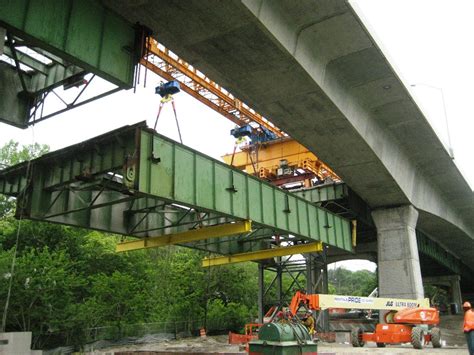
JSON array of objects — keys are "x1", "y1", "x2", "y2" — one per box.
[{"x1": 2, "y1": 0, "x2": 473, "y2": 273}]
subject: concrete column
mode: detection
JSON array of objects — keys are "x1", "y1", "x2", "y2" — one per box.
[
  {"x1": 257, "y1": 263, "x2": 264, "y2": 323},
  {"x1": 0, "y1": 28, "x2": 5, "y2": 55},
  {"x1": 372, "y1": 205, "x2": 424, "y2": 300},
  {"x1": 450, "y1": 276, "x2": 463, "y2": 313}
]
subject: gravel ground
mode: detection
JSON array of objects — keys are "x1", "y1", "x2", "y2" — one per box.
[
  {"x1": 87, "y1": 315, "x2": 469, "y2": 354},
  {"x1": 89, "y1": 335, "x2": 469, "y2": 355},
  {"x1": 318, "y1": 342, "x2": 468, "y2": 354}
]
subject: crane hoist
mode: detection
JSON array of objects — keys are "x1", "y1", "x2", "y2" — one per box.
[{"x1": 141, "y1": 38, "x2": 340, "y2": 187}]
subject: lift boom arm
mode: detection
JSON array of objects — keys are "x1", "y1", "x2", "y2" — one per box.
[{"x1": 289, "y1": 291, "x2": 430, "y2": 315}]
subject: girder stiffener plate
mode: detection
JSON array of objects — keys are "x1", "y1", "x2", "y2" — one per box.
[{"x1": 0, "y1": 122, "x2": 353, "y2": 256}]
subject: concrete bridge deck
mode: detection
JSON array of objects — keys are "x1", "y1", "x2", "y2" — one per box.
[{"x1": 101, "y1": 0, "x2": 473, "y2": 270}]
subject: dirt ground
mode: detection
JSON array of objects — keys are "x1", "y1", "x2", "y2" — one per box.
[
  {"x1": 318, "y1": 343, "x2": 468, "y2": 354},
  {"x1": 88, "y1": 315, "x2": 469, "y2": 355}
]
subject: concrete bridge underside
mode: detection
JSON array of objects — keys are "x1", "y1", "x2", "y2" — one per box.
[{"x1": 102, "y1": 0, "x2": 474, "y2": 274}]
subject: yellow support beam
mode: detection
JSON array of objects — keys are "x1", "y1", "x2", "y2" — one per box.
[
  {"x1": 351, "y1": 220, "x2": 357, "y2": 247},
  {"x1": 116, "y1": 220, "x2": 252, "y2": 252},
  {"x1": 202, "y1": 242, "x2": 323, "y2": 267}
]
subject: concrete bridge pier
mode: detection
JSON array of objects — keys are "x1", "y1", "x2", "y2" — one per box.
[{"x1": 372, "y1": 205, "x2": 424, "y2": 301}]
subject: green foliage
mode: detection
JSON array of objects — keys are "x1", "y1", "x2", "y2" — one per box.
[
  {"x1": 328, "y1": 266, "x2": 377, "y2": 296},
  {"x1": 0, "y1": 140, "x2": 49, "y2": 167},
  {"x1": 424, "y1": 284, "x2": 449, "y2": 308},
  {"x1": 206, "y1": 299, "x2": 253, "y2": 333},
  {"x1": 0, "y1": 140, "x2": 49, "y2": 217},
  {"x1": 0, "y1": 142, "x2": 379, "y2": 349},
  {"x1": 0, "y1": 213, "x2": 260, "y2": 348},
  {"x1": 80, "y1": 271, "x2": 152, "y2": 332},
  {"x1": 0, "y1": 246, "x2": 85, "y2": 348}
]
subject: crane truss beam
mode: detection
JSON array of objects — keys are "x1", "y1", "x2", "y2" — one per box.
[{"x1": 141, "y1": 38, "x2": 284, "y2": 136}]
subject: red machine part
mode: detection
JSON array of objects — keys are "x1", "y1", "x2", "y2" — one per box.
[
  {"x1": 353, "y1": 307, "x2": 441, "y2": 349},
  {"x1": 393, "y1": 307, "x2": 439, "y2": 325},
  {"x1": 362, "y1": 324, "x2": 419, "y2": 344},
  {"x1": 228, "y1": 323, "x2": 261, "y2": 345},
  {"x1": 289, "y1": 290, "x2": 321, "y2": 315}
]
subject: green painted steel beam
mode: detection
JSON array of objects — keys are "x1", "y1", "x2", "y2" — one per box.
[
  {"x1": 138, "y1": 131, "x2": 352, "y2": 251},
  {"x1": 416, "y1": 230, "x2": 461, "y2": 274},
  {"x1": 0, "y1": 122, "x2": 353, "y2": 255},
  {"x1": 293, "y1": 183, "x2": 374, "y2": 228},
  {"x1": 3, "y1": 46, "x2": 49, "y2": 74},
  {"x1": 0, "y1": 0, "x2": 137, "y2": 88},
  {"x1": 293, "y1": 183, "x2": 348, "y2": 203},
  {"x1": 294, "y1": 183, "x2": 470, "y2": 276}
]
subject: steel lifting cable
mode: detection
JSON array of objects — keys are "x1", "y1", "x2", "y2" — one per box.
[{"x1": 153, "y1": 95, "x2": 183, "y2": 144}]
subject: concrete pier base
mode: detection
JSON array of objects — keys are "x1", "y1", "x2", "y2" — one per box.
[
  {"x1": 0, "y1": 28, "x2": 5, "y2": 55},
  {"x1": 372, "y1": 205, "x2": 424, "y2": 300},
  {"x1": 0, "y1": 332, "x2": 42, "y2": 355}
]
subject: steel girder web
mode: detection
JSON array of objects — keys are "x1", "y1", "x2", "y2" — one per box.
[
  {"x1": 0, "y1": 0, "x2": 140, "y2": 127},
  {"x1": 0, "y1": 121, "x2": 352, "y2": 258}
]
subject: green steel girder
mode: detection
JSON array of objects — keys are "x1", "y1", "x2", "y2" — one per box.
[
  {"x1": 293, "y1": 183, "x2": 374, "y2": 228},
  {"x1": 0, "y1": 0, "x2": 140, "y2": 128},
  {"x1": 138, "y1": 131, "x2": 352, "y2": 251},
  {"x1": 294, "y1": 183, "x2": 347, "y2": 204},
  {"x1": 294, "y1": 182, "x2": 469, "y2": 277},
  {"x1": 0, "y1": 0, "x2": 137, "y2": 88},
  {"x1": 0, "y1": 122, "x2": 353, "y2": 255},
  {"x1": 416, "y1": 230, "x2": 461, "y2": 275},
  {"x1": 3, "y1": 42, "x2": 84, "y2": 94},
  {"x1": 3, "y1": 46, "x2": 49, "y2": 74}
]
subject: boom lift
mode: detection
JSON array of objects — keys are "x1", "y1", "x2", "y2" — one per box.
[{"x1": 290, "y1": 290, "x2": 442, "y2": 349}]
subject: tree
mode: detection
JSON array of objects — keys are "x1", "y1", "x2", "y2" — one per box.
[
  {"x1": 328, "y1": 266, "x2": 377, "y2": 296},
  {"x1": 80, "y1": 271, "x2": 151, "y2": 337},
  {"x1": 0, "y1": 140, "x2": 269, "y2": 347},
  {"x1": 0, "y1": 141, "x2": 49, "y2": 217},
  {"x1": 0, "y1": 247, "x2": 84, "y2": 348}
]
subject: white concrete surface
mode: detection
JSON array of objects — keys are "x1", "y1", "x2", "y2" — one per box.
[
  {"x1": 100, "y1": 0, "x2": 474, "y2": 273},
  {"x1": 372, "y1": 205, "x2": 424, "y2": 299},
  {"x1": 0, "y1": 332, "x2": 42, "y2": 355}
]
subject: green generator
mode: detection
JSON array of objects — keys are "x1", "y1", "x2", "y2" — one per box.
[{"x1": 248, "y1": 322, "x2": 318, "y2": 355}]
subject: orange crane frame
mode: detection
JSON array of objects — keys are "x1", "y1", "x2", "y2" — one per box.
[
  {"x1": 141, "y1": 38, "x2": 340, "y2": 184},
  {"x1": 141, "y1": 38, "x2": 284, "y2": 136}
]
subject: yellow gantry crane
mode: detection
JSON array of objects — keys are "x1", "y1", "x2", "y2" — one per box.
[
  {"x1": 141, "y1": 38, "x2": 340, "y2": 187},
  {"x1": 114, "y1": 38, "x2": 343, "y2": 265}
]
